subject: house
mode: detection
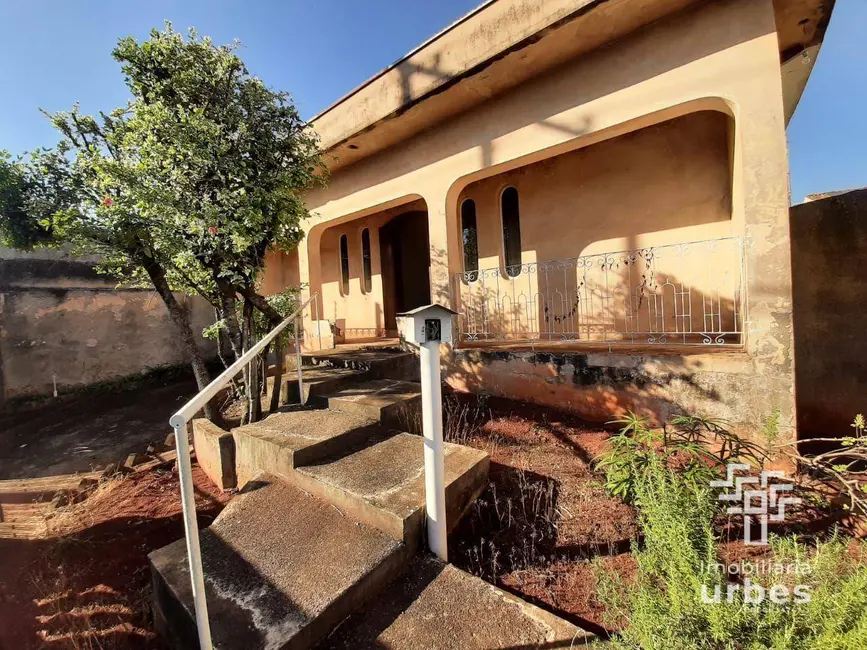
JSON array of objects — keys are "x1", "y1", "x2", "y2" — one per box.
[{"x1": 262, "y1": 0, "x2": 836, "y2": 443}]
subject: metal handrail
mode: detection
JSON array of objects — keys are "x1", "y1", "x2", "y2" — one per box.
[
  {"x1": 170, "y1": 291, "x2": 318, "y2": 429},
  {"x1": 168, "y1": 291, "x2": 319, "y2": 650}
]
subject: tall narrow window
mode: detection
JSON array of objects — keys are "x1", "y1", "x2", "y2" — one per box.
[
  {"x1": 339, "y1": 233, "x2": 350, "y2": 295},
  {"x1": 361, "y1": 228, "x2": 372, "y2": 293},
  {"x1": 460, "y1": 199, "x2": 479, "y2": 282},
  {"x1": 501, "y1": 186, "x2": 522, "y2": 277}
]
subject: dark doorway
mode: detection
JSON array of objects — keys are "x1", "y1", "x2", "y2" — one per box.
[{"x1": 380, "y1": 210, "x2": 431, "y2": 331}]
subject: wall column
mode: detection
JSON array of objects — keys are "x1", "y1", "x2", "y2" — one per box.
[
  {"x1": 422, "y1": 186, "x2": 454, "y2": 308},
  {"x1": 731, "y1": 0, "x2": 797, "y2": 443}
]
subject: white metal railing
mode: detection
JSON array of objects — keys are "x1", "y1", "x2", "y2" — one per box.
[
  {"x1": 168, "y1": 291, "x2": 320, "y2": 650},
  {"x1": 452, "y1": 237, "x2": 744, "y2": 347}
]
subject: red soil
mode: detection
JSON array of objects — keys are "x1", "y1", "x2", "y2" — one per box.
[
  {"x1": 0, "y1": 465, "x2": 230, "y2": 650},
  {"x1": 446, "y1": 393, "x2": 638, "y2": 635}
]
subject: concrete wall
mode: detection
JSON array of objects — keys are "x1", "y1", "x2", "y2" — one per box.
[
  {"x1": 270, "y1": 0, "x2": 795, "y2": 441},
  {"x1": 791, "y1": 190, "x2": 867, "y2": 438},
  {"x1": 0, "y1": 248, "x2": 215, "y2": 405},
  {"x1": 444, "y1": 346, "x2": 770, "y2": 439},
  {"x1": 458, "y1": 110, "x2": 733, "y2": 267}
]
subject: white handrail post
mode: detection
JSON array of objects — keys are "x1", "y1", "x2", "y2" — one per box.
[
  {"x1": 172, "y1": 421, "x2": 213, "y2": 650},
  {"x1": 294, "y1": 315, "x2": 304, "y2": 404},
  {"x1": 420, "y1": 340, "x2": 447, "y2": 561}
]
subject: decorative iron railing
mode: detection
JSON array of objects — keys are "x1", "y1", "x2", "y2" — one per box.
[{"x1": 452, "y1": 237, "x2": 743, "y2": 346}]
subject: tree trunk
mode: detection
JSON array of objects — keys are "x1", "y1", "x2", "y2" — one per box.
[
  {"x1": 238, "y1": 286, "x2": 287, "y2": 412},
  {"x1": 269, "y1": 334, "x2": 284, "y2": 412},
  {"x1": 242, "y1": 298, "x2": 262, "y2": 423},
  {"x1": 139, "y1": 255, "x2": 217, "y2": 422}
]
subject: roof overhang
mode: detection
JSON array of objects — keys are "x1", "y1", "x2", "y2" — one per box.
[{"x1": 312, "y1": 0, "x2": 835, "y2": 172}]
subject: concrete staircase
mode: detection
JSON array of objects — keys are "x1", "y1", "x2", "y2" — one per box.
[{"x1": 150, "y1": 344, "x2": 591, "y2": 649}]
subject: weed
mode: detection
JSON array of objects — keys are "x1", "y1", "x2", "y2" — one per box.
[
  {"x1": 598, "y1": 411, "x2": 769, "y2": 504},
  {"x1": 597, "y1": 452, "x2": 867, "y2": 650}
]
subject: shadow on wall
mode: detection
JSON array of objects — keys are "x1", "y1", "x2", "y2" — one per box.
[
  {"x1": 451, "y1": 261, "x2": 741, "y2": 347},
  {"x1": 443, "y1": 343, "x2": 735, "y2": 430},
  {"x1": 790, "y1": 189, "x2": 867, "y2": 439}
]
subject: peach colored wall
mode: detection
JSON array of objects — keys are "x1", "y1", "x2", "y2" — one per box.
[
  {"x1": 284, "y1": 0, "x2": 795, "y2": 439},
  {"x1": 457, "y1": 110, "x2": 732, "y2": 267},
  {"x1": 318, "y1": 211, "x2": 390, "y2": 337},
  {"x1": 453, "y1": 111, "x2": 740, "y2": 343},
  {"x1": 260, "y1": 248, "x2": 300, "y2": 296}
]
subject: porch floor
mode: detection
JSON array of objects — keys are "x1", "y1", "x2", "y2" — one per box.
[{"x1": 457, "y1": 339, "x2": 748, "y2": 357}]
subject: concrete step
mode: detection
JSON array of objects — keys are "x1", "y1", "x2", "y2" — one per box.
[
  {"x1": 302, "y1": 347, "x2": 419, "y2": 382},
  {"x1": 311, "y1": 379, "x2": 422, "y2": 431},
  {"x1": 231, "y1": 410, "x2": 384, "y2": 488},
  {"x1": 321, "y1": 556, "x2": 593, "y2": 649},
  {"x1": 150, "y1": 474, "x2": 409, "y2": 650},
  {"x1": 267, "y1": 367, "x2": 367, "y2": 404},
  {"x1": 289, "y1": 432, "x2": 489, "y2": 551}
]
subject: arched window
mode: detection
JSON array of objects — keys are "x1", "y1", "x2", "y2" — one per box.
[
  {"x1": 360, "y1": 228, "x2": 372, "y2": 293},
  {"x1": 339, "y1": 233, "x2": 350, "y2": 295},
  {"x1": 460, "y1": 199, "x2": 479, "y2": 282},
  {"x1": 501, "y1": 186, "x2": 522, "y2": 277}
]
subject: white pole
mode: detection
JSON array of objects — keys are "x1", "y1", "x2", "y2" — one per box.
[
  {"x1": 420, "y1": 340, "x2": 447, "y2": 561},
  {"x1": 172, "y1": 422, "x2": 213, "y2": 650},
  {"x1": 295, "y1": 316, "x2": 304, "y2": 404}
]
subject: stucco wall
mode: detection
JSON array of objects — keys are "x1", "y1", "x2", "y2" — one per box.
[
  {"x1": 457, "y1": 110, "x2": 733, "y2": 267},
  {"x1": 444, "y1": 346, "x2": 773, "y2": 441},
  {"x1": 0, "y1": 250, "x2": 215, "y2": 404},
  {"x1": 286, "y1": 0, "x2": 795, "y2": 440},
  {"x1": 790, "y1": 190, "x2": 867, "y2": 438},
  {"x1": 260, "y1": 248, "x2": 301, "y2": 296}
]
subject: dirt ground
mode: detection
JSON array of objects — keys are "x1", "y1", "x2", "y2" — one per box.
[
  {"x1": 2, "y1": 384, "x2": 854, "y2": 647},
  {"x1": 0, "y1": 378, "x2": 199, "y2": 480},
  {"x1": 445, "y1": 393, "x2": 636, "y2": 636},
  {"x1": 0, "y1": 465, "x2": 230, "y2": 650}
]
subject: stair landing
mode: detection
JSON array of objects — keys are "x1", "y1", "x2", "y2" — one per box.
[
  {"x1": 231, "y1": 409, "x2": 382, "y2": 487},
  {"x1": 312, "y1": 379, "x2": 422, "y2": 430},
  {"x1": 320, "y1": 556, "x2": 592, "y2": 649},
  {"x1": 150, "y1": 475, "x2": 408, "y2": 650},
  {"x1": 293, "y1": 431, "x2": 489, "y2": 549}
]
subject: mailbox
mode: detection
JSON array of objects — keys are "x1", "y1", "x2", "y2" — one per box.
[
  {"x1": 394, "y1": 303, "x2": 458, "y2": 561},
  {"x1": 396, "y1": 304, "x2": 457, "y2": 346}
]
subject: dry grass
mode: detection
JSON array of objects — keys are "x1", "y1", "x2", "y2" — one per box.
[{"x1": 46, "y1": 477, "x2": 124, "y2": 538}]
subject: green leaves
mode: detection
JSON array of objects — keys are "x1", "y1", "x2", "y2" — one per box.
[
  {"x1": 598, "y1": 412, "x2": 771, "y2": 505},
  {"x1": 3, "y1": 22, "x2": 324, "y2": 307}
]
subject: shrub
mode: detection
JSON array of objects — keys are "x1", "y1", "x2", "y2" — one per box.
[
  {"x1": 781, "y1": 413, "x2": 867, "y2": 522},
  {"x1": 598, "y1": 412, "x2": 768, "y2": 503},
  {"x1": 597, "y1": 453, "x2": 867, "y2": 650}
]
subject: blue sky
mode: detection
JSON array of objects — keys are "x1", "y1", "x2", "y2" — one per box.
[{"x1": 1, "y1": 0, "x2": 863, "y2": 204}]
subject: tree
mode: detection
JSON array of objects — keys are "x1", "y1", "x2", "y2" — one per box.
[
  {"x1": 113, "y1": 24, "x2": 323, "y2": 421},
  {"x1": 1, "y1": 23, "x2": 325, "y2": 423}
]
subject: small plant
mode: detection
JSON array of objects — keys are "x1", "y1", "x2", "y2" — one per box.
[
  {"x1": 782, "y1": 413, "x2": 867, "y2": 523},
  {"x1": 597, "y1": 412, "x2": 769, "y2": 503},
  {"x1": 597, "y1": 454, "x2": 867, "y2": 650},
  {"x1": 762, "y1": 407, "x2": 782, "y2": 458}
]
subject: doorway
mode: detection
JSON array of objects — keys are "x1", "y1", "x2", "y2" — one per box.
[{"x1": 379, "y1": 210, "x2": 431, "y2": 332}]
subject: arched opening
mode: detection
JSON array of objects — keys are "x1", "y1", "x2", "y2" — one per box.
[
  {"x1": 460, "y1": 199, "x2": 479, "y2": 282},
  {"x1": 501, "y1": 186, "x2": 522, "y2": 277},
  {"x1": 312, "y1": 196, "x2": 430, "y2": 342},
  {"x1": 339, "y1": 233, "x2": 350, "y2": 295},
  {"x1": 361, "y1": 228, "x2": 372, "y2": 293}
]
